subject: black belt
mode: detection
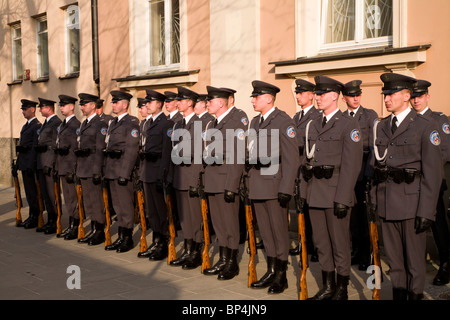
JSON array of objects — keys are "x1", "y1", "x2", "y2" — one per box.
[
  {"x1": 16, "y1": 145, "x2": 31, "y2": 153},
  {"x1": 247, "y1": 157, "x2": 282, "y2": 170},
  {"x1": 75, "y1": 148, "x2": 96, "y2": 157},
  {"x1": 54, "y1": 147, "x2": 70, "y2": 156},
  {"x1": 301, "y1": 165, "x2": 336, "y2": 181},
  {"x1": 103, "y1": 149, "x2": 123, "y2": 159},
  {"x1": 139, "y1": 151, "x2": 162, "y2": 162},
  {"x1": 36, "y1": 145, "x2": 51, "y2": 153},
  {"x1": 374, "y1": 166, "x2": 421, "y2": 184}
]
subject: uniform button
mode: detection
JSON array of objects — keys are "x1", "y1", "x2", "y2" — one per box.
[
  {"x1": 390, "y1": 142, "x2": 394, "y2": 146},
  {"x1": 389, "y1": 156, "x2": 393, "y2": 159},
  {"x1": 316, "y1": 148, "x2": 320, "y2": 152}
]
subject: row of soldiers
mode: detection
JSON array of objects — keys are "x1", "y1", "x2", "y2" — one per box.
[{"x1": 12, "y1": 73, "x2": 450, "y2": 300}]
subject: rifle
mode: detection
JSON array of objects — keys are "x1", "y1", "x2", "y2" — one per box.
[
  {"x1": 12, "y1": 160, "x2": 23, "y2": 226},
  {"x1": 35, "y1": 172, "x2": 45, "y2": 228},
  {"x1": 240, "y1": 172, "x2": 257, "y2": 287},
  {"x1": 54, "y1": 171, "x2": 63, "y2": 235},
  {"x1": 136, "y1": 181, "x2": 148, "y2": 254},
  {"x1": 102, "y1": 179, "x2": 112, "y2": 247},
  {"x1": 198, "y1": 171, "x2": 211, "y2": 273},
  {"x1": 294, "y1": 178, "x2": 308, "y2": 300},
  {"x1": 163, "y1": 169, "x2": 177, "y2": 264},
  {"x1": 76, "y1": 178, "x2": 85, "y2": 239},
  {"x1": 365, "y1": 181, "x2": 382, "y2": 300}
]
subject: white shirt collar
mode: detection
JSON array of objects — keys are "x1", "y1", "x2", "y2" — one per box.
[
  {"x1": 117, "y1": 112, "x2": 128, "y2": 122},
  {"x1": 183, "y1": 112, "x2": 196, "y2": 124},
  {"x1": 348, "y1": 106, "x2": 360, "y2": 116},
  {"x1": 301, "y1": 105, "x2": 315, "y2": 115},
  {"x1": 324, "y1": 107, "x2": 340, "y2": 122},
  {"x1": 169, "y1": 110, "x2": 179, "y2": 119},
  {"x1": 28, "y1": 117, "x2": 36, "y2": 124},
  {"x1": 46, "y1": 114, "x2": 57, "y2": 121},
  {"x1": 87, "y1": 113, "x2": 97, "y2": 122},
  {"x1": 419, "y1": 106, "x2": 429, "y2": 115},
  {"x1": 198, "y1": 111, "x2": 208, "y2": 119},
  {"x1": 261, "y1": 107, "x2": 276, "y2": 120},
  {"x1": 152, "y1": 111, "x2": 163, "y2": 120},
  {"x1": 392, "y1": 107, "x2": 411, "y2": 126},
  {"x1": 65, "y1": 114, "x2": 75, "y2": 122},
  {"x1": 217, "y1": 106, "x2": 235, "y2": 123}
]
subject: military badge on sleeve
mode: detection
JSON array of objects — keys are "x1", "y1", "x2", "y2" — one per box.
[
  {"x1": 442, "y1": 123, "x2": 450, "y2": 135},
  {"x1": 101, "y1": 128, "x2": 108, "y2": 136},
  {"x1": 131, "y1": 129, "x2": 139, "y2": 138},
  {"x1": 350, "y1": 129, "x2": 361, "y2": 142},
  {"x1": 430, "y1": 130, "x2": 441, "y2": 146}
]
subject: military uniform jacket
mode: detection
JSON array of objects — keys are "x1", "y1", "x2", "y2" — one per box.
[
  {"x1": 204, "y1": 107, "x2": 248, "y2": 194},
  {"x1": 138, "y1": 114, "x2": 173, "y2": 183},
  {"x1": 54, "y1": 116, "x2": 81, "y2": 175},
  {"x1": 300, "y1": 110, "x2": 363, "y2": 208},
  {"x1": 172, "y1": 114, "x2": 200, "y2": 190},
  {"x1": 76, "y1": 114, "x2": 108, "y2": 178},
  {"x1": 423, "y1": 108, "x2": 450, "y2": 164},
  {"x1": 17, "y1": 118, "x2": 41, "y2": 171},
  {"x1": 104, "y1": 114, "x2": 140, "y2": 180},
  {"x1": 349, "y1": 106, "x2": 379, "y2": 181},
  {"x1": 248, "y1": 108, "x2": 300, "y2": 200},
  {"x1": 169, "y1": 111, "x2": 183, "y2": 124},
  {"x1": 293, "y1": 107, "x2": 322, "y2": 165},
  {"x1": 37, "y1": 115, "x2": 62, "y2": 170},
  {"x1": 99, "y1": 113, "x2": 115, "y2": 123},
  {"x1": 373, "y1": 110, "x2": 442, "y2": 221}
]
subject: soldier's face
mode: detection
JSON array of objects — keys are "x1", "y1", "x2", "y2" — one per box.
[
  {"x1": 39, "y1": 105, "x2": 51, "y2": 117},
  {"x1": 296, "y1": 91, "x2": 314, "y2": 107},
  {"x1": 207, "y1": 98, "x2": 223, "y2": 116},
  {"x1": 112, "y1": 100, "x2": 128, "y2": 115},
  {"x1": 251, "y1": 94, "x2": 273, "y2": 114},
  {"x1": 410, "y1": 93, "x2": 430, "y2": 113},
  {"x1": 147, "y1": 101, "x2": 162, "y2": 115},
  {"x1": 194, "y1": 101, "x2": 207, "y2": 115},
  {"x1": 138, "y1": 105, "x2": 149, "y2": 118},
  {"x1": 81, "y1": 102, "x2": 96, "y2": 117},
  {"x1": 22, "y1": 107, "x2": 35, "y2": 120},
  {"x1": 165, "y1": 100, "x2": 177, "y2": 113},
  {"x1": 177, "y1": 99, "x2": 192, "y2": 113},
  {"x1": 60, "y1": 104, "x2": 74, "y2": 117},
  {"x1": 316, "y1": 92, "x2": 338, "y2": 114},
  {"x1": 342, "y1": 95, "x2": 361, "y2": 110},
  {"x1": 384, "y1": 90, "x2": 410, "y2": 114}
]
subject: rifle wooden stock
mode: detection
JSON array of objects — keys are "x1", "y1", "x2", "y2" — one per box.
[
  {"x1": 103, "y1": 185, "x2": 112, "y2": 247},
  {"x1": 201, "y1": 198, "x2": 211, "y2": 273},
  {"x1": 54, "y1": 179, "x2": 63, "y2": 235},
  {"x1": 76, "y1": 183, "x2": 85, "y2": 239},
  {"x1": 298, "y1": 212, "x2": 308, "y2": 300},
  {"x1": 166, "y1": 192, "x2": 177, "y2": 264},
  {"x1": 245, "y1": 203, "x2": 257, "y2": 287},
  {"x1": 35, "y1": 177, "x2": 45, "y2": 228},
  {"x1": 13, "y1": 175, "x2": 23, "y2": 226},
  {"x1": 137, "y1": 189, "x2": 148, "y2": 253}
]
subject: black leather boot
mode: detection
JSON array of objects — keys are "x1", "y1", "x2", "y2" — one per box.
[
  {"x1": 268, "y1": 259, "x2": 288, "y2": 294},
  {"x1": 289, "y1": 244, "x2": 300, "y2": 256},
  {"x1": 105, "y1": 226, "x2": 123, "y2": 251},
  {"x1": 182, "y1": 241, "x2": 202, "y2": 270},
  {"x1": 170, "y1": 239, "x2": 193, "y2": 267},
  {"x1": 78, "y1": 221, "x2": 95, "y2": 243},
  {"x1": 218, "y1": 248, "x2": 239, "y2": 280},
  {"x1": 116, "y1": 228, "x2": 134, "y2": 253},
  {"x1": 392, "y1": 287, "x2": 408, "y2": 300},
  {"x1": 64, "y1": 218, "x2": 79, "y2": 240},
  {"x1": 204, "y1": 246, "x2": 228, "y2": 275},
  {"x1": 251, "y1": 256, "x2": 277, "y2": 289},
  {"x1": 138, "y1": 232, "x2": 160, "y2": 258},
  {"x1": 58, "y1": 217, "x2": 73, "y2": 238},
  {"x1": 23, "y1": 215, "x2": 38, "y2": 229},
  {"x1": 433, "y1": 261, "x2": 450, "y2": 286},
  {"x1": 88, "y1": 222, "x2": 105, "y2": 246},
  {"x1": 408, "y1": 291, "x2": 424, "y2": 300},
  {"x1": 332, "y1": 274, "x2": 349, "y2": 300},
  {"x1": 308, "y1": 271, "x2": 336, "y2": 300},
  {"x1": 149, "y1": 236, "x2": 169, "y2": 260}
]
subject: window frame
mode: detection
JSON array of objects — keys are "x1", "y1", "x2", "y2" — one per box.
[
  {"x1": 35, "y1": 15, "x2": 49, "y2": 79},
  {"x1": 64, "y1": 4, "x2": 81, "y2": 75},
  {"x1": 320, "y1": 0, "x2": 393, "y2": 53},
  {"x1": 11, "y1": 23, "x2": 23, "y2": 81}
]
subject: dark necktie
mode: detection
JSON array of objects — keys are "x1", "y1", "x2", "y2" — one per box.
[
  {"x1": 299, "y1": 110, "x2": 304, "y2": 121},
  {"x1": 391, "y1": 116, "x2": 398, "y2": 134},
  {"x1": 213, "y1": 119, "x2": 218, "y2": 128},
  {"x1": 322, "y1": 116, "x2": 327, "y2": 128},
  {"x1": 260, "y1": 116, "x2": 264, "y2": 126},
  {"x1": 181, "y1": 118, "x2": 186, "y2": 128},
  {"x1": 350, "y1": 111, "x2": 355, "y2": 117}
]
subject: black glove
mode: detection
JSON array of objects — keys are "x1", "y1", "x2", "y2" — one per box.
[
  {"x1": 415, "y1": 216, "x2": 432, "y2": 234},
  {"x1": 92, "y1": 174, "x2": 102, "y2": 185},
  {"x1": 334, "y1": 202, "x2": 349, "y2": 219},
  {"x1": 156, "y1": 180, "x2": 164, "y2": 193},
  {"x1": 224, "y1": 190, "x2": 236, "y2": 203},
  {"x1": 65, "y1": 173, "x2": 75, "y2": 184},
  {"x1": 296, "y1": 197, "x2": 306, "y2": 213},
  {"x1": 189, "y1": 186, "x2": 199, "y2": 198},
  {"x1": 278, "y1": 193, "x2": 292, "y2": 208},
  {"x1": 11, "y1": 163, "x2": 18, "y2": 178},
  {"x1": 118, "y1": 177, "x2": 128, "y2": 186}
]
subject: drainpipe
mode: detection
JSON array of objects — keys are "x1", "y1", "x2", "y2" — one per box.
[{"x1": 91, "y1": 0, "x2": 100, "y2": 96}]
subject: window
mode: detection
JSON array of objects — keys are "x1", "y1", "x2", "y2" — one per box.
[
  {"x1": 321, "y1": 0, "x2": 393, "y2": 52},
  {"x1": 11, "y1": 23, "x2": 23, "y2": 81},
  {"x1": 149, "y1": 0, "x2": 180, "y2": 69},
  {"x1": 64, "y1": 5, "x2": 80, "y2": 74},
  {"x1": 36, "y1": 16, "x2": 49, "y2": 78}
]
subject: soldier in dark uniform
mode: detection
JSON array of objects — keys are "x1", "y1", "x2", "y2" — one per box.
[
  {"x1": 410, "y1": 80, "x2": 450, "y2": 286},
  {"x1": 54, "y1": 95, "x2": 81, "y2": 240},
  {"x1": 104, "y1": 91, "x2": 140, "y2": 253},
  {"x1": 342, "y1": 80, "x2": 379, "y2": 271},
  {"x1": 203, "y1": 86, "x2": 248, "y2": 280},
  {"x1": 15, "y1": 100, "x2": 42, "y2": 229},
  {"x1": 165, "y1": 91, "x2": 183, "y2": 123},
  {"x1": 96, "y1": 98, "x2": 115, "y2": 123},
  {"x1": 372, "y1": 73, "x2": 442, "y2": 300},
  {"x1": 289, "y1": 79, "x2": 321, "y2": 261},
  {"x1": 137, "y1": 89, "x2": 173, "y2": 261},
  {"x1": 76, "y1": 93, "x2": 108, "y2": 245},
  {"x1": 300, "y1": 76, "x2": 363, "y2": 300},
  {"x1": 35, "y1": 98, "x2": 62, "y2": 234},
  {"x1": 246, "y1": 81, "x2": 300, "y2": 294}
]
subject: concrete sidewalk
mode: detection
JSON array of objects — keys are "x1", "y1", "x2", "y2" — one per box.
[{"x1": 0, "y1": 185, "x2": 449, "y2": 300}]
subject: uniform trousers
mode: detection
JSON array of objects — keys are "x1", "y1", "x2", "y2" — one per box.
[
  {"x1": 80, "y1": 178, "x2": 105, "y2": 224},
  {"x1": 309, "y1": 207, "x2": 351, "y2": 276},
  {"x1": 381, "y1": 217, "x2": 427, "y2": 294},
  {"x1": 175, "y1": 189, "x2": 203, "y2": 243},
  {"x1": 60, "y1": 177, "x2": 78, "y2": 218},
  {"x1": 41, "y1": 171, "x2": 57, "y2": 217},
  {"x1": 144, "y1": 182, "x2": 168, "y2": 236},
  {"x1": 21, "y1": 169, "x2": 40, "y2": 217},
  {"x1": 253, "y1": 199, "x2": 290, "y2": 260},
  {"x1": 208, "y1": 193, "x2": 240, "y2": 250},
  {"x1": 431, "y1": 180, "x2": 450, "y2": 263},
  {"x1": 109, "y1": 179, "x2": 135, "y2": 229}
]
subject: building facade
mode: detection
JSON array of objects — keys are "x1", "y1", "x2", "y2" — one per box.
[{"x1": 1, "y1": 0, "x2": 449, "y2": 186}]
